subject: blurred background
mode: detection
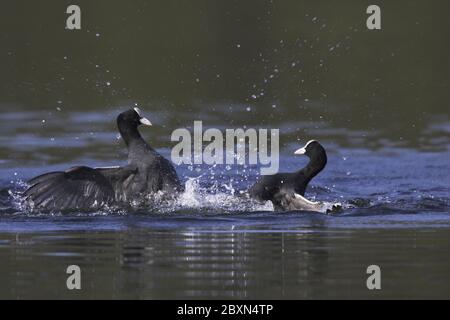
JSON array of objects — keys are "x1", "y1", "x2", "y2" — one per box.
[{"x1": 0, "y1": 0, "x2": 449, "y2": 155}]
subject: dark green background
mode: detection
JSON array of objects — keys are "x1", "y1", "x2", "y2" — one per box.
[{"x1": 1, "y1": 0, "x2": 449, "y2": 142}]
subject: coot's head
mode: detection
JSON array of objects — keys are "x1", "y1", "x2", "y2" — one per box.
[
  {"x1": 294, "y1": 140, "x2": 327, "y2": 160},
  {"x1": 117, "y1": 108, "x2": 152, "y2": 128}
]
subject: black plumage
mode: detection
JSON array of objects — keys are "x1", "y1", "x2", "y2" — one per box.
[
  {"x1": 24, "y1": 108, "x2": 182, "y2": 211},
  {"x1": 249, "y1": 140, "x2": 328, "y2": 210}
]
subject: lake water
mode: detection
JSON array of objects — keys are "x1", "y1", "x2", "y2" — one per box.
[{"x1": 0, "y1": 109, "x2": 449, "y2": 299}]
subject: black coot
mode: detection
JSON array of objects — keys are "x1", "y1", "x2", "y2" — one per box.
[
  {"x1": 24, "y1": 108, "x2": 182, "y2": 210},
  {"x1": 249, "y1": 140, "x2": 329, "y2": 211}
]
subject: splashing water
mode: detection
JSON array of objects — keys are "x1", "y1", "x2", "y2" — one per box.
[
  {"x1": 144, "y1": 177, "x2": 274, "y2": 214},
  {"x1": 3, "y1": 176, "x2": 275, "y2": 216},
  {"x1": 3, "y1": 174, "x2": 349, "y2": 217},
  {"x1": 1, "y1": 134, "x2": 449, "y2": 221}
]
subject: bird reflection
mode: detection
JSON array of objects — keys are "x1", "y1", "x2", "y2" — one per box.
[{"x1": 117, "y1": 216, "x2": 333, "y2": 299}]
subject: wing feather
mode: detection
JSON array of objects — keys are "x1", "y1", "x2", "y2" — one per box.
[
  {"x1": 95, "y1": 165, "x2": 138, "y2": 201},
  {"x1": 24, "y1": 166, "x2": 115, "y2": 211}
]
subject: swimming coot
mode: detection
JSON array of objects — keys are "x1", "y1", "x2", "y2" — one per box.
[
  {"x1": 249, "y1": 140, "x2": 334, "y2": 212},
  {"x1": 24, "y1": 108, "x2": 182, "y2": 211}
]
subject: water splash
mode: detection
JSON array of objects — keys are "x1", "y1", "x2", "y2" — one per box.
[
  {"x1": 3, "y1": 176, "x2": 449, "y2": 217},
  {"x1": 148, "y1": 177, "x2": 273, "y2": 214},
  {"x1": 4, "y1": 176, "x2": 273, "y2": 216}
]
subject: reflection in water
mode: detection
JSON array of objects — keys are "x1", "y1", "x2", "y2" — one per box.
[
  {"x1": 118, "y1": 230, "x2": 331, "y2": 299},
  {"x1": 1, "y1": 227, "x2": 450, "y2": 299}
]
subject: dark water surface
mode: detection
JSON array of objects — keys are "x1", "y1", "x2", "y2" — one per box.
[
  {"x1": 0, "y1": 110, "x2": 449, "y2": 299},
  {"x1": 1, "y1": 0, "x2": 449, "y2": 299},
  {"x1": 1, "y1": 228, "x2": 450, "y2": 299}
]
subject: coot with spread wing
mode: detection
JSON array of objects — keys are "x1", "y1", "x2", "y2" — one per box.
[{"x1": 24, "y1": 108, "x2": 182, "y2": 211}]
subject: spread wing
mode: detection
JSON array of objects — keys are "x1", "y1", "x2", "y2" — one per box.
[
  {"x1": 24, "y1": 166, "x2": 115, "y2": 211},
  {"x1": 95, "y1": 165, "x2": 139, "y2": 202},
  {"x1": 97, "y1": 161, "x2": 181, "y2": 200}
]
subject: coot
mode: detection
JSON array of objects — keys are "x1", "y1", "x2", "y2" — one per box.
[
  {"x1": 249, "y1": 140, "x2": 337, "y2": 212},
  {"x1": 24, "y1": 108, "x2": 182, "y2": 211}
]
